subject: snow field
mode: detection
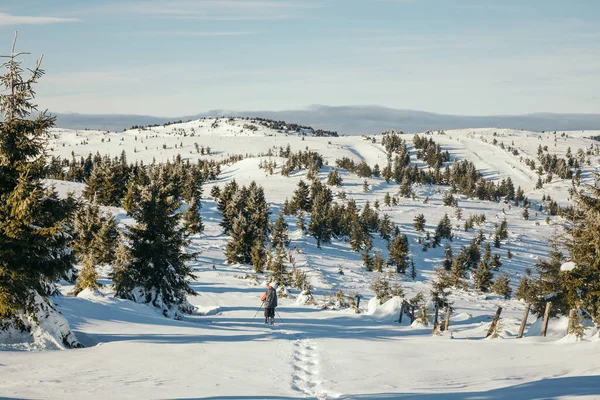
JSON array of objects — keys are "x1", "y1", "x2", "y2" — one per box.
[{"x1": 3, "y1": 119, "x2": 600, "y2": 398}]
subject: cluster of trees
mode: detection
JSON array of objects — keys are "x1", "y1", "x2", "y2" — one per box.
[
  {"x1": 431, "y1": 238, "x2": 511, "y2": 304},
  {"x1": 413, "y1": 135, "x2": 451, "y2": 168},
  {"x1": 1, "y1": 42, "x2": 208, "y2": 336},
  {"x1": 335, "y1": 157, "x2": 382, "y2": 179},
  {"x1": 216, "y1": 180, "x2": 270, "y2": 267},
  {"x1": 280, "y1": 149, "x2": 324, "y2": 177},
  {"x1": 46, "y1": 152, "x2": 219, "y2": 207},
  {"x1": 516, "y1": 182, "x2": 600, "y2": 324},
  {"x1": 279, "y1": 179, "x2": 417, "y2": 275},
  {"x1": 250, "y1": 117, "x2": 338, "y2": 137}
]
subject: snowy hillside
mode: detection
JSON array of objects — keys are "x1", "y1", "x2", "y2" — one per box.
[{"x1": 3, "y1": 118, "x2": 600, "y2": 399}]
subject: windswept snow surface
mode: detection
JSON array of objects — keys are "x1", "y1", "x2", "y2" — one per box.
[{"x1": 2, "y1": 120, "x2": 600, "y2": 398}]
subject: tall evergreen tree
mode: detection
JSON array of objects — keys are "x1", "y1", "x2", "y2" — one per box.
[
  {"x1": 563, "y1": 183, "x2": 600, "y2": 322},
  {"x1": 309, "y1": 190, "x2": 332, "y2": 248},
  {"x1": 112, "y1": 168, "x2": 196, "y2": 318},
  {"x1": 0, "y1": 38, "x2": 79, "y2": 346}
]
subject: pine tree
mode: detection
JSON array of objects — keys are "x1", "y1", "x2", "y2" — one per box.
[
  {"x1": 455, "y1": 207, "x2": 463, "y2": 220},
  {"x1": 309, "y1": 190, "x2": 332, "y2": 248},
  {"x1": 0, "y1": 38, "x2": 79, "y2": 345},
  {"x1": 72, "y1": 202, "x2": 103, "y2": 258},
  {"x1": 271, "y1": 211, "x2": 289, "y2": 248},
  {"x1": 92, "y1": 214, "x2": 119, "y2": 265},
  {"x1": 71, "y1": 252, "x2": 102, "y2": 296},
  {"x1": 431, "y1": 267, "x2": 452, "y2": 308},
  {"x1": 112, "y1": 168, "x2": 196, "y2": 318},
  {"x1": 378, "y1": 213, "x2": 394, "y2": 241},
  {"x1": 450, "y1": 251, "x2": 468, "y2": 289},
  {"x1": 481, "y1": 242, "x2": 492, "y2": 266},
  {"x1": 442, "y1": 245, "x2": 453, "y2": 271},
  {"x1": 296, "y1": 211, "x2": 306, "y2": 234},
  {"x1": 490, "y1": 254, "x2": 502, "y2": 271},
  {"x1": 250, "y1": 241, "x2": 266, "y2": 273},
  {"x1": 388, "y1": 234, "x2": 410, "y2": 273},
  {"x1": 373, "y1": 249, "x2": 385, "y2": 272},
  {"x1": 473, "y1": 262, "x2": 493, "y2": 292},
  {"x1": 522, "y1": 206, "x2": 530, "y2": 220},
  {"x1": 383, "y1": 192, "x2": 391, "y2": 207},
  {"x1": 183, "y1": 197, "x2": 203, "y2": 234},
  {"x1": 326, "y1": 168, "x2": 343, "y2": 187},
  {"x1": 399, "y1": 174, "x2": 412, "y2": 197},
  {"x1": 225, "y1": 212, "x2": 254, "y2": 264},
  {"x1": 413, "y1": 213, "x2": 426, "y2": 232},
  {"x1": 362, "y1": 179, "x2": 370, "y2": 192},
  {"x1": 362, "y1": 244, "x2": 374, "y2": 272},
  {"x1": 491, "y1": 274, "x2": 512, "y2": 299},
  {"x1": 269, "y1": 245, "x2": 289, "y2": 286},
  {"x1": 435, "y1": 213, "x2": 453, "y2": 241},
  {"x1": 291, "y1": 180, "x2": 311, "y2": 213},
  {"x1": 410, "y1": 259, "x2": 417, "y2": 281},
  {"x1": 349, "y1": 215, "x2": 367, "y2": 252},
  {"x1": 210, "y1": 185, "x2": 221, "y2": 199}
]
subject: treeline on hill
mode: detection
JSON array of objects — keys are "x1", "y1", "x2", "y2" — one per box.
[
  {"x1": 336, "y1": 131, "x2": 530, "y2": 205},
  {"x1": 128, "y1": 116, "x2": 339, "y2": 137},
  {"x1": 250, "y1": 117, "x2": 339, "y2": 137},
  {"x1": 45, "y1": 152, "x2": 223, "y2": 207}
]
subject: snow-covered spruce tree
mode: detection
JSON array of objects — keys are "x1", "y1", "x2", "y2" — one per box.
[
  {"x1": 112, "y1": 167, "x2": 196, "y2": 318},
  {"x1": 0, "y1": 36, "x2": 80, "y2": 347}
]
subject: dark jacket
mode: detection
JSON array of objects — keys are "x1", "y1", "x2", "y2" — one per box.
[{"x1": 261, "y1": 286, "x2": 278, "y2": 308}]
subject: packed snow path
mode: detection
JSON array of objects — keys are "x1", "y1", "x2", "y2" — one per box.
[{"x1": 2, "y1": 263, "x2": 600, "y2": 399}]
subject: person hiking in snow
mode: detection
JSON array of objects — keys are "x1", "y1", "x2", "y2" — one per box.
[{"x1": 261, "y1": 283, "x2": 278, "y2": 325}]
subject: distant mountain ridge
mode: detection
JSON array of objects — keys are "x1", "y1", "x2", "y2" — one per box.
[{"x1": 52, "y1": 105, "x2": 600, "y2": 135}]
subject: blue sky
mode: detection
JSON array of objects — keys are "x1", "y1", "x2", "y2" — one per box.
[{"x1": 0, "y1": 0, "x2": 599, "y2": 116}]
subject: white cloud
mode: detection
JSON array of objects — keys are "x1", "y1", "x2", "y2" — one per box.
[{"x1": 0, "y1": 12, "x2": 79, "y2": 26}]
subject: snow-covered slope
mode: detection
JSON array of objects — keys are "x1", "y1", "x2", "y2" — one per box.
[{"x1": 3, "y1": 120, "x2": 600, "y2": 399}]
